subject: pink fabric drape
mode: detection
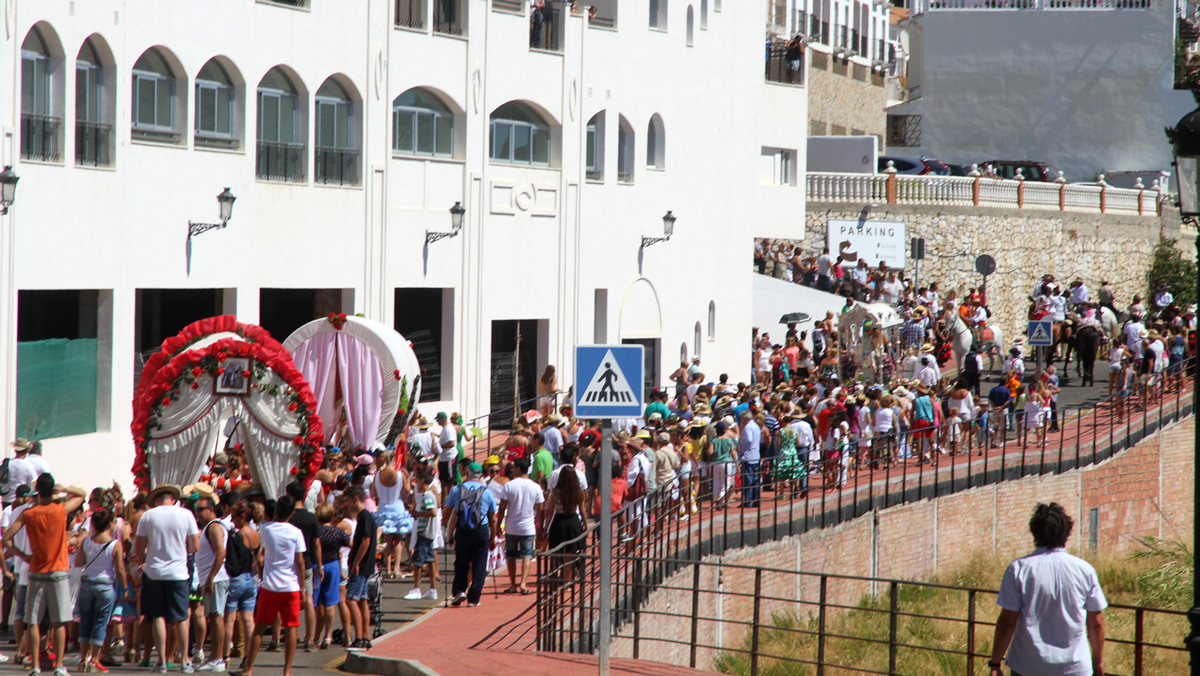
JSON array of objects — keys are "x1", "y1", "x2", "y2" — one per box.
[
  {"x1": 292, "y1": 332, "x2": 339, "y2": 442},
  {"x1": 336, "y1": 334, "x2": 385, "y2": 448}
]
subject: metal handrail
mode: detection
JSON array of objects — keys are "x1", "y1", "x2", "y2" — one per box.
[
  {"x1": 314, "y1": 146, "x2": 360, "y2": 186},
  {"x1": 75, "y1": 121, "x2": 111, "y2": 167},
  {"x1": 21, "y1": 113, "x2": 61, "y2": 163},
  {"x1": 536, "y1": 364, "x2": 1196, "y2": 675},
  {"x1": 256, "y1": 140, "x2": 306, "y2": 183}
]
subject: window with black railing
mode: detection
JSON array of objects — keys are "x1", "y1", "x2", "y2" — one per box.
[
  {"x1": 315, "y1": 80, "x2": 359, "y2": 186},
  {"x1": 530, "y1": 2, "x2": 561, "y2": 51},
  {"x1": 75, "y1": 121, "x2": 111, "y2": 167},
  {"x1": 21, "y1": 114, "x2": 60, "y2": 162},
  {"x1": 257, "y1": 141, "x2": 306, "y2": 182},
  {"x1": 434, "y1": 0, "x2": 465, "y2": 35},
  {"x1": 395, "y1": 0, "x2": 426, "y2": 29},
  {"x1": 850, "y1": 28, "x2": 860, "y2": 54},
  {"x1": 314, "y1": 147, "x2": 359, "y2": 186}
]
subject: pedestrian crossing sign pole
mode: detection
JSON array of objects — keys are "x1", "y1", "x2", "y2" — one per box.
[{"x1": 574, "y1": 344, "x2": 644, "y2": 676}]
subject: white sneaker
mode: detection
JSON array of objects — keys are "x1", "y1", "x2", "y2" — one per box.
[
  {"x1": 0, "y1": 653, "x2": 9, "y2": 663},
  {"x1": 181, "y1": 661, "x2": 195, "y2": 674},
  {"x1": 194, "y1": 650, "x2": 205, "y2": 666},
  {"x1": 197, "y1": 659, "x2": 226, "y2": 672},
  {"x1": 28, "y1": 669, "x2": 40, "y2": 676},
  {"x1": 422, "y1": 588, "x2": 438, "y2": 600},
  {"x1": 53, "y1": 669, "x2": 69, "y2": 676},
  {"x1": 152, "y1": 663, "x2": 168, "y2": 674},
  {"x1": 403, "y1": 588, "x2": 423, "y2": 600}
]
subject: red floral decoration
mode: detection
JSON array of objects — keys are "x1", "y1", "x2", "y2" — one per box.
[
  {"x1": 393, "y1": 369, "x2": 401, "y2": 380},
  {"x1": 327, "y1": 313, "x2": 348, "y2": 330},
  {"x1": 130, "y1": 318, "x2": 322, "y2": 494}
]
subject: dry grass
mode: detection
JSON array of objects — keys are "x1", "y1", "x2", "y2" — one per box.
[{"x1": 713, "y1": 541, "x2": 1191, "y2": 676}]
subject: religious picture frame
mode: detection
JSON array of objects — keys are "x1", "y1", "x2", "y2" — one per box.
[{"x1": 215, "y1": 357, "x2": 252, "y2": 396}]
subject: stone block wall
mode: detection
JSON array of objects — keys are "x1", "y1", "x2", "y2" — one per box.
[
  {"x1": 615, "y1": 415, "x2": 1193, "y2": 670},
  {"x1": 807, "y1": 57, "x2": 887, "y2": 139},
  {"x1": 769, "y1": 203, "x2": 1196, "y2": 345}
]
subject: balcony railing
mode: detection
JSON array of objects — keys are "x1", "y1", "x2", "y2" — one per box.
[
  {"x1": 75, "y1": 121, "x2": 112, "y2": 167},
  {"x1": 807, "y1": 169, "x2": 1164, "y2": 216},
  {"x1": 256, "y1": 141, "x2": 306, "y2": 183},
  {"x1": 434, "y1": 0, "x2": 465, "y2": 35},
  {"x1": 530, "y1": 2, "x2": 561, "y2": 51},
  {"x1": 21, "y1": 114, "x2": 61, "y2": 163},
  {"x1": 493, "y1": 0, "x2": 523, "y2": 12},
  {"x1": 765, "y1": 45, "x2": 805, "y2": 86},
  {"x1": 314, "y1": 146, "x2": 360, "y2": 186},
  {"x1": 395, "y1": 0, "x2": 425, "y2": 29},
  {"x1": 915, "y1": 0, "x2": 1149, "y2": 11}
]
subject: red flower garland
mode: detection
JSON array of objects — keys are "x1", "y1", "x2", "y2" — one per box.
[
  {"x1": 130, "y1": 325, "x2": 322, "y2": 493},
  {"x1": 327, "y1": 312, "x2": 348, "y2": 330}
]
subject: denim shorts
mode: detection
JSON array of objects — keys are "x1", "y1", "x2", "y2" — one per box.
[
  {"x1": 505, "y1": 534, "x2": 535, "y2": 560},
  {"x1": 346, "y1": 574, "x2": 370, "y2": 602},
  {"x1": 412, "y1": 536, "x2": 437, "y2": 567},
  {"x1": 225, "y1": 572, "x2": 258, "y2": 613}
]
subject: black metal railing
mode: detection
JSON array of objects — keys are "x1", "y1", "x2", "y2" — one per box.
[
  {"x1": 256, "y1": 140, "x2": 306, "y2": 182},
  {"x1": 75, "y1": 121, "x2": 111, "y2": 167},
  {"x1": 538, "y1": 554, "x2": 1188, "y2": 676},
  {"x1": 395, "y1": 0, "x2": 425, "y2": 29},
  {"x1": 434, "y1": 0, "x2": 465, "y2": 35},
  {"x1": 530, "y1": 2, "x2": 560, "y2": 51},
  {"x1": 766, "y1": 45, "x2": 805, "y2": 86},
  {"x1": 493, "y1": 0, "x2": 524, "y2": 12},
  {"x1": 21, "y1": 114, "x2": 61, "y2": 162},
  {"x1": 537, "y1": 367, "x2": 1196, "y2": 670},
  {"x1": 314, "y1": 146, "x2": 360, "y2": 186}
]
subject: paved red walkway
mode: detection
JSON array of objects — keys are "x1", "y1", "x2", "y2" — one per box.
[{"x1": 367, "y1": 572, "x2": 722, "y2": 676}]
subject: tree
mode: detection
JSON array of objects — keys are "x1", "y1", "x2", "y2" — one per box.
[{"x1": 1146, "y1": 235, "x2": 1197, "y2": 309}]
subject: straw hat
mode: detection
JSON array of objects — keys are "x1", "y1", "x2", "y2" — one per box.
[
  {"x1": 893, "y1": 386, "x2": 909, "y2": 397},
  {"x1": 415, "y1": 416, "x2": 432, "y2": 429},
  {"x1": 10, "y1": 438, "x2": 31, "y2": 453},
  {"x1": 147, "y1": 484, "x2": 181, "y2": 503},
  {"x1": 192, "y1": 481, "x2": 219, "y2": 505},
  {"x1": 920, "y1": 343, "x2": 935, "y2": 354}
]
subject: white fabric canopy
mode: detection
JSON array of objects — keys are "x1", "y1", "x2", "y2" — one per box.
[
  {"x1": 146, "y1": 376, "x2": 231, "y2": 488},
  {"x1": 240, "y1": 369, "x2": 306, "y2": 499}
]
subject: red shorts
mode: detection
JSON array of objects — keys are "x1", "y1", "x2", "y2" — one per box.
[
  {"x1": 255, "y1": 589, "x2": 301, "y2": 628},
  {"x1": 912, "y1": 419, "x2": 933, "y2": 438}
]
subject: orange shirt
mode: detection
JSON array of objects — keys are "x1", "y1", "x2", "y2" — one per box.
[{"x1": 24, "y1": 502, "x2": 69, "y2": 573}]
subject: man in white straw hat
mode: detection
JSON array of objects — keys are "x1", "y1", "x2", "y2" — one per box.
[
  {"x1": 5, "y1": 439, "x2": 37, "y2": 508},
  {"x1": 134, "y1": 484, "x2": 200, "y2": 673}
]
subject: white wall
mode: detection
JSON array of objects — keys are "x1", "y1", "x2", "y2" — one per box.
[
  {"x1": 0, "y1": 0, "x2": 807, "y2": 490},
  {"x1": 903, "y1": 3, "x2": 1193, "y2": 182},
  {"x1": 752, "y1": 273, "x2": 844, "y2": 352}
]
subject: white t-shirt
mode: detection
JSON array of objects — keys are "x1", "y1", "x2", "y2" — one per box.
[
  {"x1": 1124, "y1": 322, "x2": 1144, "y2": 354},
  {"x1": 195, "y1": 520, "x2": 231, "y2": 584},
  {"x1": 6, "y1": 503, "x2": 30, "y2": 582},
  {"x1": 259, "y1": 521, "x2": 307, "y2": 593},
  {"x1": 25, "y1": 455, "x2": 50, "y2": 480},
  {"x1": 1147, "y1": 340, "x2": 1166, "y2": 372},
  {"x1": 500, "y1": 477, "x2": 544, "y2": 537},
  {"x1": 137, "y1": 504, "x2": 201, "y2": 581},
  {"x1": 997, "y1": 548, "x2": 1107, "y2": 676},
  {"x1": 411, "y1": 431, "x2": 434, "y2": 460},
  {"x1": 6, "y1": 458, "x2": 36, "y2": 497},
  {"x1": 437, "y1": 425, "x2": 458, "y2": 462},
  {"x1": 1107, "y1": 344, "x2": 1124, "y2": 368}
]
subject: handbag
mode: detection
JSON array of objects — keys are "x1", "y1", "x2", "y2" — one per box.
[{"x1": 627, "y1": 472, "x2": 647, "y2": 501}]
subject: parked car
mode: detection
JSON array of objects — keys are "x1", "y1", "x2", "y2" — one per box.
[
  {"x1": 945, "y1": 163, "x2": 973, "y2": 177},
  {"x1": 978, "y1": 160, "x2": 1059, "y2": 182},
  {"x1": 877, "y1": 156, "x2": 952, "y2": 175}
]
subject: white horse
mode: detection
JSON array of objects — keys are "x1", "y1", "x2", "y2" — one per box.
[
  {"x1": 951, "y1": 315, "x2": 1005, "y2": 374},
  {"x1": 1099, "y1": 305, "x2": 1125, "y2": 342}
]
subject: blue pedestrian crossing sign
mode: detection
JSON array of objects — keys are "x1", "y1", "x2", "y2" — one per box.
[
  {"x1": 574, "y1": 345, "x2": 644, "y2": 418},
  {"x1": 1027, "y1": 320, "x2": 1054, "y2": 347}
]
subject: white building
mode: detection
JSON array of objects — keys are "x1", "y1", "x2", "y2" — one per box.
[
  {"x1": 886, "y1": 0, "x2": 1193, "y2": 182},
  {"x1": 0, "y1": 0, "x2": 806, "y2": 488}
]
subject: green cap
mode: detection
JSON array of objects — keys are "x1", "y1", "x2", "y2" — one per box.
[
  {"x1": 436, "y1": 411, "x2": 449, "y2": 420},
  {"x1": 467, "y1": 462, "x2": 483, "y2": 476}
]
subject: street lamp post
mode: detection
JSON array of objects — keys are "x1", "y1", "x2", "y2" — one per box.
[
  {"x1": 1165, "y1": 102, "x2": 1200, "y2": 676},
  {"x1": 188, "y1": 187, "x2": 237, "y2": 240},
  {"x1": 0, "y1": 166, "x2": 20, "y2": 215},
  {"x1": 641, "y1": 210, "x2": 676, "y2": 248},
  {"x1": 426, "y1": 201, "x2": 465, "y2": 245}
]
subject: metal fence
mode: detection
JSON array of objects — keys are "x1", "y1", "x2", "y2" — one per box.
[
  {"x1": 21, "y1": 113, "x2": 60, "y2": 162},
  {"x1": 536, "y1": 371, "x2": 1195, "y2": 673},
  {"x1": 529, "y1": 3, "x2": 560, "y2": 51},
  {"x1": 75, "y1": 121, "x2": 111, "y2": 167},
  {"x1": 766, "y1": 46, "x2": 805, "y2": 86},
  {"x1": 256, "y1": 140, "x2": 306, "y2": 183},
  {"x1": 314, "y1": 146, "x2": 360, "y2": 186}
]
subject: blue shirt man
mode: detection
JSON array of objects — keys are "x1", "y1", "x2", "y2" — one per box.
[
  {"x1": 541, "y1": 423, "x2": 564, "y2": 461},
  {"x1": 739, "y1": 415, "x2": 761, "y2": 462},
  {"x1": 443, "y1": 463, "x2": 499, "y2": 607}
]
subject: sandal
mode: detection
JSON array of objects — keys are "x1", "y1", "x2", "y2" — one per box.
[{"x1": 319, "y1": 639, "x2": 331, "y2": 650}]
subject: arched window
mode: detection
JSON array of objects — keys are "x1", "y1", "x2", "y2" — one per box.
[
  {"x1": 194, "y1": 58, "x2": 239, "y2": 148},
  {"x1": 489, "y1": 102, "x2": 551, "y2": 166},
  {"x1": 714, "y1": 0, "x2": 721, "y2": 11},
  {"x1": 315, "y1": 77, "x2": 359, "y2": 186},
  {"x1": 22, "y1": 24, "x2": 63, "y2": 161},
  {"x1": 393, "y1": 88, "x2": 454, "y2": 158},
  {"x1": 701, "y1": 0, "x2": 708, "y2": 29},
  {"x1": 76, "y1": 35, "x2": 114, "y2": 166},
  {"x1": 694, "y1": 322, "x2": 702, "y2": 358},
  {"x1": 586, "y1": 111, "x2": 604, "y2": 181},
  {"x1": 646, "y1": 114, "x2": 665, "y2": 169},
  {"x1": 686, "y1": 6, "x2": 694, "y2": 45},
  {"x1": 707, "y1": 301, "x2": 715, "y2": 339},
  {"x1": 617, "y1": 114, "x2": 633, "y2": 182},
  {"x1": 649, "y1": 0, "x2": 667, "y2": 29},
  {"x1": 132, "y1": 47, "x2": 184, "y2": 141},
  {"x1": 256, "y1": 67, "x2": 306, "y2": 182}
]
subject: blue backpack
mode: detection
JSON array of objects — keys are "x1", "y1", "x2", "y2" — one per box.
[{"x1": 456, "y1": 484, "x2": 485, "y2": 531}]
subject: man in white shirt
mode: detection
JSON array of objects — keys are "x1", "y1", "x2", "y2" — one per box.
[
  {"x1": 815, "y1": 248, "x2": 833, "y2": 292},
  {"x1": 989, "y1": 503, "x2": 1106, "y2": 676},
  {"x1": 434, "y1": 412, "x2": 457, "y2": 495},
  {"x1": 1123, "y1": 319, "x2": 1145, "y2": 359},
  {"x1": 5, "y1": 440, "x2": 37, "y2": 507},
  {"x1": 1068, "y1": 280, "x2": 1089, "y2": 308},
  {"x1": 496, "y1": 457, "x2": 543, "y2": 594},
  {"x1": 134, "y1": 484, "x2": 201, "y2": 673},
  {"x1": 24, "y1": 443, "x2": 49, "y2": 482},
  {"x1": 193, "y1": 495, "x2": 229, "y2": 672},
  {"x1": 240, "y1": 495, "x2": 307, "y2": 676},
  {"x1": 1154, "y1": 284, "x2": 1173, "y2": 312}
]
